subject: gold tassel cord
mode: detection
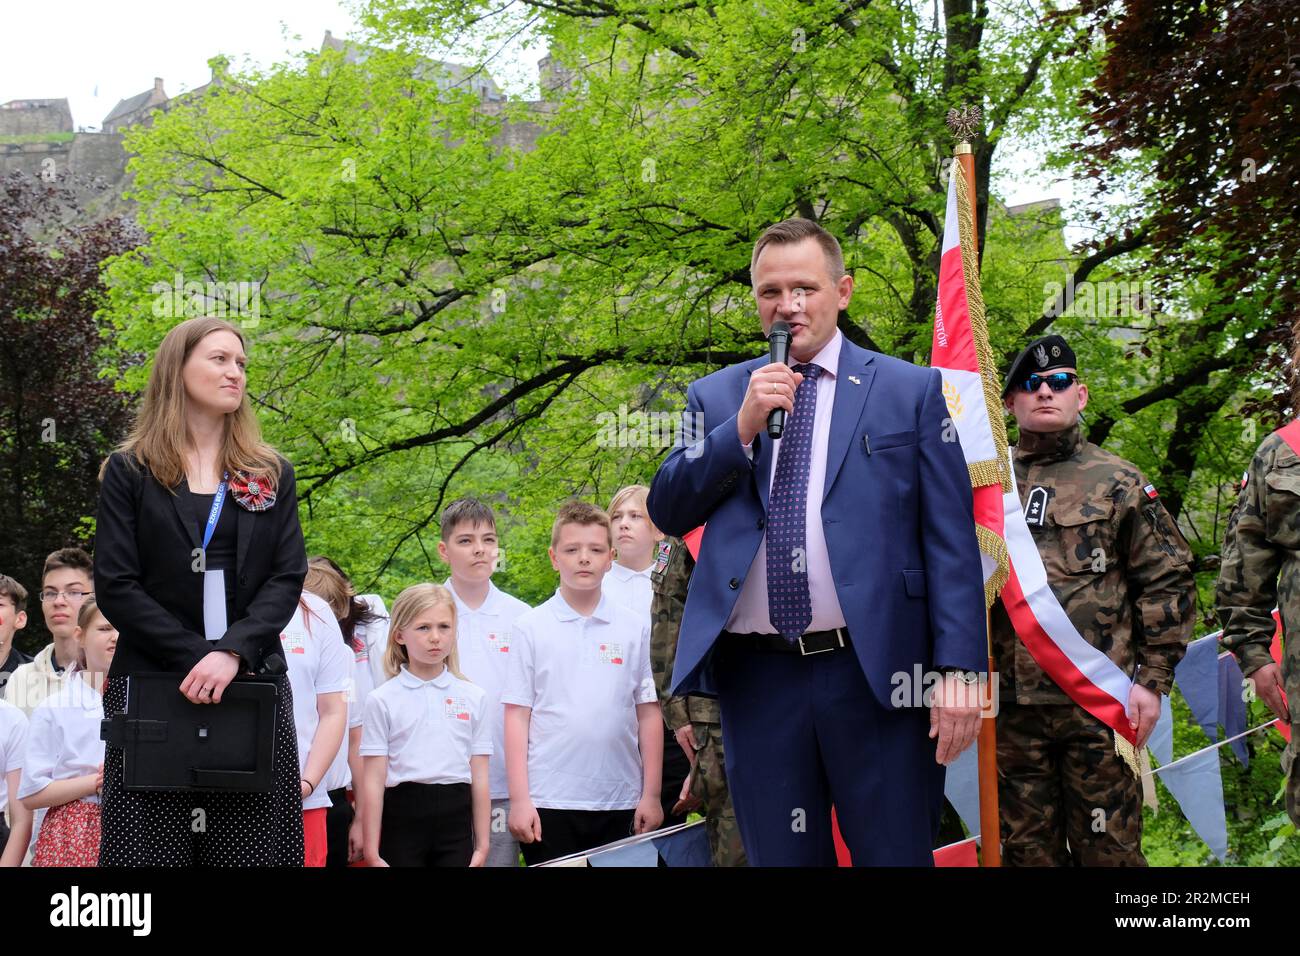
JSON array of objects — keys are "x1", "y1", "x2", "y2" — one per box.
[
  {"x1": 1139, "y1": 748, "x2": 1159, "y2": 811},
  {"x1": 951, "y1": 157, "x2": 1012, "y2": 609},
  {"x1": 1114, "y1": 732, "x2": 1142, "y2": 779},
  {"x1": 975, "y1": 523, "x2": 1010, "y2": 607},
  {"x1": 954, "y1": 165, "x2": 1011, "y2": 495},
  {"x1": 967, "y1": 458, "x2": 1003, "y2": 487}
]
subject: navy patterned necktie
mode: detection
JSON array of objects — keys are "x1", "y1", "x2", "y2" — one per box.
[{"x1": 766, "y1": 362, "x2": 823, "y2": 640}]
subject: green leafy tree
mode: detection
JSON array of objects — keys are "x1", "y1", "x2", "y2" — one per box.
[
  {"x1": 0, "y1": 171, "x2": 140, "y2": 650},
  {"x1": 101, "y1": 2, "x2": 1091, "y2": 602}
]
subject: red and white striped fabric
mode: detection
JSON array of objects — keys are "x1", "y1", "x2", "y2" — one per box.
[
  {"x1": 930, "y1": 161, "x2": 1137, "y2": 744},
  {"x1": 999, "y1": 468, "x2": 1139, "y2": 743},
  {"x1": 930, "y1": 162, "x2": 1008, "y2": 601}
]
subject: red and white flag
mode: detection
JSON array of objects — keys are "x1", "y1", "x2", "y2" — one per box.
[
  {"x1": 930, "y1": 162, "x2": 1138, "y2": 744},
  {"x1": 930, "y1": 161, "x2": 1010, "y2": 606}
]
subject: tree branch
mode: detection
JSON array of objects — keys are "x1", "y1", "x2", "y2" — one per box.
[{"x1": 1027, "y1": 229, "x2": 1149, "y2": 335}]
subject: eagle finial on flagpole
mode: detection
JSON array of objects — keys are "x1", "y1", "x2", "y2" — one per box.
[{"x1": 946, "y1": 104, "x2": 983, "y2": 154}]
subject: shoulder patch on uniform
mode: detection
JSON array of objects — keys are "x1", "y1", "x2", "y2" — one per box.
[
  {"x1": 654, "y1": 539, "x2": 672, "y2": 573},
  {"x1": 1024, "y1": 486, "x2": 1049, "y2": 528},
  {"x1": 1143, "y1": 483, "x2": 1158, "y2": 500},
  {"x1": 1241, "y1": 470, "x2": 1249, "y2": 489}
]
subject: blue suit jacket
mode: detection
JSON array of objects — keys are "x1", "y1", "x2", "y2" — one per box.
[{"x1": 647, "y1": 337, "x2": 987, "y2": 708}]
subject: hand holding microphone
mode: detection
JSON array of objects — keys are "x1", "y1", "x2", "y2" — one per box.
[{"x1": 736, "y1": 319, "x2": 804, "y2": 446}]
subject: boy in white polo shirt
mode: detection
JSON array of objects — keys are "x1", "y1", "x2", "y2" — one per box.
[
  {"x1": 602, "y1": 484, "x2": 692, "y2": 832},
  {"x1": 503, "y1": 500, "x2": 663, "y2": 865},
  {"x1": 437, "y1": 497, "x2": 532, "y2": 867},
  {"x1": 601, "y1": 484, "x2": 663, "y2": 617}
]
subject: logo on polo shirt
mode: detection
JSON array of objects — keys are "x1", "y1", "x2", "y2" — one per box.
[
  {"x1": 444, "y1": 697, "x2": 470, "y2": 720},
  {"x1": 281, "y1": 631, "x2": 306, "y2": 654},
  {"x1": 486, "y1": 632, "x2": 510, "y2": 653},
  {"x1": 598, "y1": 643, "x2": 624, "y2": 665}
]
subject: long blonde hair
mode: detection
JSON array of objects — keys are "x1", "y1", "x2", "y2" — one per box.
[
  {"x1": 384, "y1": 583, "x2": 467, "y2": 682},
  {"x1": 100, "y1": 316, "x2": 282, "y2": 491}
]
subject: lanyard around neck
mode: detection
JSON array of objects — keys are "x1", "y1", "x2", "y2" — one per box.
[{"x1": 201, "y1": 472, "x2": 230, "y2": 551}]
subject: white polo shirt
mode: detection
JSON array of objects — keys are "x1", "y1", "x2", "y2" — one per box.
[
  {"x1": 445, "y1": 578, "x2": 532, "y2": 800},
  {"x1": 321, "y1": 636, "x2": 375, "y2": 794},
  {"x1": 356, "y1": 594, "x2": 392, "y2": 690},
  {"x1": 601, "y1": 561, "x2": 654, "y2": 619},
  {"x1": 17, "y1": 673, "x2": 104, "y2": 806},
  {"x1": 501, "y1": 591, "x2": 657, "y2": 811},
  {"x1": 0, "y1": 699, "x2": 27, "y2": 811},
  {"x1": 360, "y1": 666, "x2": 492, "y2": 788},
  {"x1": 283, "y1": 592, "x2": 353, "y2": 811}
]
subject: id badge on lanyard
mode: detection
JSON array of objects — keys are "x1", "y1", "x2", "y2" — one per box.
[{"x1": 202, "y1": 473, "x2": 230, "y2": 642}]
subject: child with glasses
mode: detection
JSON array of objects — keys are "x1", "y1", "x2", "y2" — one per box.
[{"x1": 2, "y1": 549, "x2": 93, "y2": 718}]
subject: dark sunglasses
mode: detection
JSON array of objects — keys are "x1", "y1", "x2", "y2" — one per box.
[{"x1": 1019, "y1": 372, "x2": 1078, "y2": 393}]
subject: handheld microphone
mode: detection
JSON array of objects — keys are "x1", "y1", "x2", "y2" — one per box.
[{"x1": 767, "y1": 320, "x2": 792, "y2": 439}]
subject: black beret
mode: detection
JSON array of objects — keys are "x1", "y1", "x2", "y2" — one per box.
[{"x1": 1002, "y1": 335, "x2": 1077, "y2": 397}]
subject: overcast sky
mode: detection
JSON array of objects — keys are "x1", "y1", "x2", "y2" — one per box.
[{"x1": 1, "y1": 0, "x2": 1075, "y2": 220}]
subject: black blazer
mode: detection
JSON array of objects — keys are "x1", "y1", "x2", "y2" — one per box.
[{"x1": 94, "y1": 451, "x2": 308, "y2": 678}]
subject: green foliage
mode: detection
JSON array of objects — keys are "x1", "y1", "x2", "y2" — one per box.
[{"x1": 99, "y1": 2, "x2": 1090, "y2": 601}]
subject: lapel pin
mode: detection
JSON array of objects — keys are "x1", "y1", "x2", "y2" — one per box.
[{"x1": 848, "y1": 375, "x2": 861, "y2": 385}]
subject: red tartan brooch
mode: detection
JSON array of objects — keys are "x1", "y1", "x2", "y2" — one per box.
[{"x1": 229, "y1": 470, "x2": 276, "y2": 511}]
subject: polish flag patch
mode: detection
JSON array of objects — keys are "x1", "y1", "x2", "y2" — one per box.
[{"x1": 1143, "y1": 483, "x2": 1159, "y2": 500}]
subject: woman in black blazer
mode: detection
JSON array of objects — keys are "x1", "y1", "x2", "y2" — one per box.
[{"x1": 94, "y1": 316, "x2": 308, "y2": 866}]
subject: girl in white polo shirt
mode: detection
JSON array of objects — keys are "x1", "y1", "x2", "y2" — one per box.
[
  {"x1": 360, "y1": 583, "x2": 491, "y2": 867},
  {"x1": 18, "y1": 597, "x2": 115, "y2": 866},
  {"x1": 305, "y1": 556, "x2": 379, "y2": 866},
  {"x1": 282, "y1": 589, "x2": 351, "y2": 867}
]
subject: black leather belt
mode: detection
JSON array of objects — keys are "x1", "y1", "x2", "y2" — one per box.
[{"x1": 723, "y1": 627, "x2": 851, "y2": 656}]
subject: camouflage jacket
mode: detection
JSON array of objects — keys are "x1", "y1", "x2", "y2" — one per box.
[
  {"x1": 650, "y1": 537, "x2": 720, "y2": 729},
  {"x1": 1216, "y1": 429, "x2": 1300, "y2": 677},
  {"x1": 990, "y1": 425, "x2": 1196, "y2": 703}
]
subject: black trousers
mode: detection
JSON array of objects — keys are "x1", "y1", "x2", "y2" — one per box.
[
  {"x1": 379, "y1": 782, "x2": 473, "y2": 867},
  {"x1": 98, "y1": 674, "x2": 305, "y2": 867},
  {"x1": 520, "y1": 808, "x2": 635, "y2": 866},
  {"x1": 325, "y1": 787, "x2": 354, "y2": 866}
]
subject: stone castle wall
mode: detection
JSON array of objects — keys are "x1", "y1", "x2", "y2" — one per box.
[{"x1": 0, "y1": 99, "x2": 74, "y2": 138}]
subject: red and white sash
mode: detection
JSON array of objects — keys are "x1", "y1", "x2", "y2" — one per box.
[{"x1": 999, "y1": 454, "x2": 1138, "y2": 743}]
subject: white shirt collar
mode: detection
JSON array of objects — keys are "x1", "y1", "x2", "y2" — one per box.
[
  {"x1": 607, "y1": 561, "x2": 653, "y2": 583},
  {"x1": 549, "y1": 589, "x2": 613, "y2": 624},
  {"x1": 397, "y1": 664, "x2": 453, "y2": 689},
  {"x1": 799, "y1": 328, "x2": 842, "y2": 379},
  {"x1": 444, "y1": 578, "x2": 500, "y2": 615}
]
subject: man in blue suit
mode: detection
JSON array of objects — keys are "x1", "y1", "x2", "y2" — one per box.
[{"x1": 647, "y1": 218, "x2": 987, "y2": 866}]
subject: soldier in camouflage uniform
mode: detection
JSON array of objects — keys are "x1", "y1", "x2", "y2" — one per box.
[
  {"x1": 990, "y1": 335, "x2": 1195, "y2": 866},
  {"x1": 650, "y1": 536, "x2": 747, "y2": 866},
  {"x1": 1215, "y1": 427, "x2": 1300, "y2": 827}
]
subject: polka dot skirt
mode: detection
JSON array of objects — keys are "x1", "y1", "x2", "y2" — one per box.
[{"x1": 98, "y1": 675, "x2": 305, "y2": 867}]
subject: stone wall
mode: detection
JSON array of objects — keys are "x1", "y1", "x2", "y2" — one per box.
[{"x1": 0, "y1": 99, "x2": 74, "y2": 138}]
